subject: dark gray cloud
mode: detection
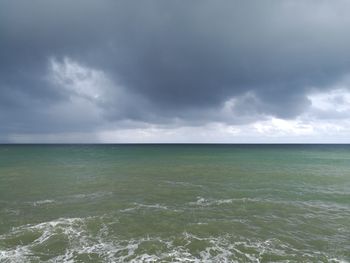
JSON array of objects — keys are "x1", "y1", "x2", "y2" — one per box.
[{"x1": 1, "y1": 0, "x2": 350, "y2": 139}]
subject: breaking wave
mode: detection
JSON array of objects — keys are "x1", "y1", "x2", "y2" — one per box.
[
  {"x1": 120, "y1": 203, "x2": 169, "y2": 213},
  {"x1": 0, "y1": 217, "x2": 347, "y2": 263}
]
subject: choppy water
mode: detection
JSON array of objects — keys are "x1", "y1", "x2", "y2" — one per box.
[{"x1": 0, "y1": 144, "x2": 349, "y2": 262}]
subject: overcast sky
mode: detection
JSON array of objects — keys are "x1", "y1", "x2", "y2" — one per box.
[{"x1": 1, "y1": 0, "x2": 350, "y2": 143}]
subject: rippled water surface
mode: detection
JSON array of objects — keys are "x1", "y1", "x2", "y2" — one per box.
[{"x1": 0, "y1": 144, "x2": 349, "y2": 262}]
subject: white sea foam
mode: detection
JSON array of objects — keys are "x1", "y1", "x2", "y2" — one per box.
[
  {"x1": 189, "y1": 197, "x2": 257, "y2": 207},
  {"x1": 135, "y1": 203, "x2": 168, "y2": 210},
  {"x1": 0, "y1": 217, "x2": 87, "y2": 262},
  {"x1": 120, "y1": 203, "x2": 169, "y2": 213},
  {"x1": 1, "y1": 208, "x2": 20, "y2": 216},
  {"x1": 23, "y1": 192, "x2": 113, "y2": 208},
  {"x1": 0, "y1": 217, "x2": 347, "y2": 263},
  {"x1": 188, "y1": 196, "x2": 350, "y2": 216},
  {"x1": 69, "y1": 191, "x2": 113, "y2": 201},
  {"x1": 31, "y1": 199, "x2": 56, "y2": 206}
]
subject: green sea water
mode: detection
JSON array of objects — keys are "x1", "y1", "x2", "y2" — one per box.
[{"x1": 0, "y1": 144, "x2": 349, "y2": 262}]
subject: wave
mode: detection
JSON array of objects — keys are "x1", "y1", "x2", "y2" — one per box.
[
  {"x1": 31, "y1": 199, "x2": 56, "y2": 207},
  {"x1": 189, "y1": 197, "x2": 257, "y2": 207},
  {"x1": 0, "y1": 217, "x2": 347, "y2": 262},
  {"x1": 24, "y1": 192, "x2": 113, "y2": 207},
  {"x1": 189, "y1": 196, "x2": 350, "y2": 212},
  {"x1": 67, "y1": 191, "x2": 113, "y2": 201},
  {"x1": 120, "y1": 203, "x2": 169, "y2": 213}
]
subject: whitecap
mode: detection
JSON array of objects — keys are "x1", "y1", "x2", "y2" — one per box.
[
  {"x1": 0, "y1": 218, "x2": 346, "y2": 263},
  {"x1": 69, "y1": 191, "x2": 113, "y2": 201},
  {"x1": 120, "y1": 203, "x2": 169, "y2": 213},
  {"x1": 31, "y1": 199, "x2": 56, "y2": 206},
  {"x1": 189, "y1": 197, "x2": 251, "y2": 207}
]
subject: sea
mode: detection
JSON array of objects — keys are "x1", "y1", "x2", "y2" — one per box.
[{"x1": 0, "y1": 144, "x2": 349, "y2": 262}]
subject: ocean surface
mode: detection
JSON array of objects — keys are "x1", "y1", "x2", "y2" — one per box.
[{"x1": 0, "y1": 144, "x2": 349, "y2": 262}]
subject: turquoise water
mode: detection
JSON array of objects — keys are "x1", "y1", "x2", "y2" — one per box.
[{"x1": 0, "y1": 144, "x2": 349, "y2": 262}]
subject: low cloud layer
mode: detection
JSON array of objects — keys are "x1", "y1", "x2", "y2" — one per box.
[{"x1": 1, "y1": 0, "x2": 350, "y2": 142}]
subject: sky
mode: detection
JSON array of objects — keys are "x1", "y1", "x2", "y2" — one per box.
[{"x1": 1, "y1": 0, "x2": 350, "y2": 143}]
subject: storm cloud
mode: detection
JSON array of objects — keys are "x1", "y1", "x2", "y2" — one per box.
[{"x1": 1, "y1": 0, "x2": 350, "y2": 142}]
